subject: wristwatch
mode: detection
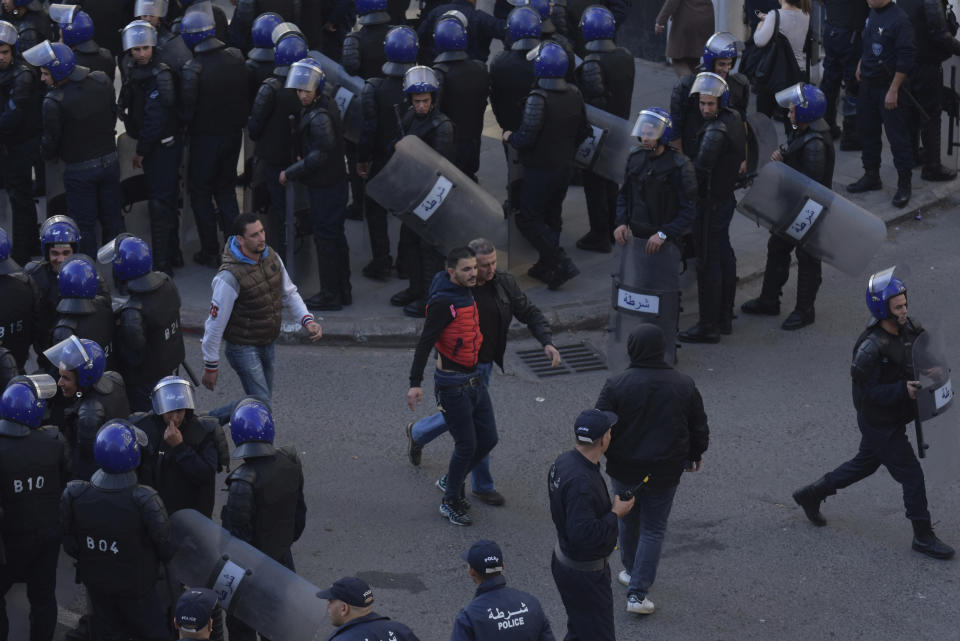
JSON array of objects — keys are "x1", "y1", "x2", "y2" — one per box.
[{"x1": 656, "y1": 231, "x2": 667, "y2": 240}]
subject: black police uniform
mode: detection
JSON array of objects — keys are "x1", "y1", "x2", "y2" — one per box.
[
  {"x1": 245, "y1": 46, "x2": 274, "y2": 104},
  {"x1": 72, "y1": 39, "x2": 116, "y2": 81},
  {"x1": 576, "y1": 42, "x2": 634, "y2": 251},
  {"x1": 670, "y1": 70, "x2": 748, "y2": 157},
  {"x1": 0, "y1": 60, "x2": 42, "y2": 264},
  {"x1": 62, "y1": 371, "x2": 131, "y2": 481},
  {"x1": 229, "y1": 0, "x2": 300, "y2": 54},
  {"x1": 115, "y1": 271, "x2": 185, "y2": 412},
  {"x1": 540, "y1": 30, "x2": 578, "y2": 84},
  {"x1": 417, "y1": 0, "x2": 505, "y2": 63},
  {"x1": 327, "y1": 612, "x2": 421, "y2": 641},
  {"x1": 0, "y1": 420, "x2": 69, "y2": 641},
  {"x1": 900, "y1": 0, "x2": 960, "y2": 179},
  {"x1": 435, "y1": 53, "x2": 490, "y2": 179},
  {"x1": 547, "y1": 449, "x2": 618, "y2": 641},
  {"x1": 155, "y1": 22, "x2": 193, "y2": 80},
  {"x1": 819, "y1": 0, "x2": 869, "y2": 146},
  {"x1": 451, "y1": 575, "x2": 555, "y2": 641},
  {"x1": 7, "y1": 4, "x2": 51, "y2": 53},
  {"x1": 119, "y1": 55, "x2": 183, "y2": 274},
  {"x1": 558, "y1": 0, "x2": 628, "y2": 53},
  {"x1": 61, "y1": 469, "x2": 173, "y2": 641},
  {"x1": 63, "y1": 0, "x2": 132, "y2": 58},
  {"x1": 0, "y1": 271, "x2": 40, "y2": 372},
  {"x1": 51, "y1": 292, "x2": 117, "y2": 370},
  {"x1": 489, "y1": 45, "x2": 536, "y2": 211},
  {"x1": 615, "y1": 146, "x2": 698, "y2": 247},
  {"x1": 24, "y1": 260, "x2": 105, "y2": 357}
]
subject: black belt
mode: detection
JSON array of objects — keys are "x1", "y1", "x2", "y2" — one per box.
[
  {"x1": 436, "y1": 376, "x2": 482, "y2": 391},
  {"x1": 554, "y1": 544, "x2": 607, "y2": 572}
]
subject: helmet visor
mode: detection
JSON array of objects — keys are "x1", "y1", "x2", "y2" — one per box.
[
  {"x1": 705, "y1": 31, "x2": 742, "y2": 56},
  {"x1": 630, "y1": 110, "x2": 669, "y2": 140},
  {"x1": 122, "y1": 21, "x2": 158, "y2": 51},
  {"x1": 525, "y1": 42, "x2": 542, "y2": 61},
  {"x1": 49, "y1": 4, "x2": 79, "y2": 25},
  {"x1": 96, "y1": 233, "x2": 131, "y2": 264},
  {"x1": 285, "y1": 59, "x2": 323, "y2": 91},
  {"x1": 271, "y1": 22, "x2": 302, "y2": 45},
  {"x1": 181, "y1": 2, "x2": 215, "y2": 32},
  {"x1": 42, "y1": 335, "x2": 92, "y2": 373},
  {"x1": 690, "y1": 72, "x2": 728, "y2": 98},
  {"x1": 134, "y1": 0, "x2": 168, "y2": 18},
  {"x1": 403, "y1": 65, "x2": 437, "y2": 92},
  {"x1": 868, "y1": 266, "x2": 896, "y2": 298},
  {"x1": 22, "y1": 41, "x2": 57, "y2": 68},
  {"x1": 441, "y1": 9, "x2": 467, "y2": 26},
  {"x1": 11, "y1": 374, "x2": 58, "y2": 400},
  {"x1": 0, "y1": 21, "x2": 19, "y2": 46},
  {"x1": 775, "y1": 82, "x2": 805, "y2": 109},
  {"x1": 151, "y1": 378, "x2": 196, "y2": 414},
  {"x1": 40, "y1": 215, "x2": 79, "y2": 244}
]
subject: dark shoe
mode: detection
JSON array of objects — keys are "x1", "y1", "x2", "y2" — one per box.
[
  {"x1": 892, "y1": 173, "x2": 911, "y2": 208},
  {"x1": 345, "y1": 202, "x2": 363, "y2": 220},
  {"x1": 782, "y1": 308, "x2": 814, "y2": 330},
  {"x1": 390, "y1": 288, "x2": 419, "y2": 307},
  {"x1": 304, "y1": 291, "x2": 343, "y2": 311},
  {"x1": 406, "y1": 422, "x2": 422, "y2": 466},
  {"x1": 547, "y1": 258, "x2": 580, "y2": 290},
  {"x1": 741, "y1": 297, "x2": 780, "y2": 316},
  {"x1": 847, "y1": 171, "x2": 882, "y2": 193},
  {"x1": 576, "y1": 233, "x2": 612, "y2": 253},
  {"x1": 472, "y1": 489, "x2": 506, "y2": 506},
  {"x1": 526, "y1": 261, "x2": 553, "y2": 283},
  {"x1": 403, "y1": 299, "x2": 426, "y2": 318},
  {"x1": 436, "y1": 475, "x2": 470, "y2": 510},
  {"x1": 921, "y1": 164, "x2": 957, "y2": 182},
  {"x1": 792, "y1": 477, "x2": 834, "y2": 526},
  {"x1": 678, "y1": 323, "x2": 720, "y2": 344},
  {"x1": 192, "y1": 251, "x2": 220, "y2": 268},
  {"x1": 439, "y1": 499, "x2": 473, "y2": 526},
  {"x1": 911, "y1": 520, "x2": 955, "y2": 560},
  {"x1": 361, "y1": 257, "x2": 392, "y2": 281}
]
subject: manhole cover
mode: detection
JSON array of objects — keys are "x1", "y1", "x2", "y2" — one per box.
[{"x1": 516, "y1": 342, "x2": 607, "y2": 378}]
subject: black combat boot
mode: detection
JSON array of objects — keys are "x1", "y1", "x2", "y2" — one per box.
[
  {"x1": 741, "y1": 297, "x2": 780, "y2": 315},
  {"x1": 361, "y1": 255, "x2": 393, "y2": 281},
  {"x1": 911, "y1": 520, "x2": 955, "y2": 560},
  {"x1": 921, "y1": 164, "x2": 957, "y2": 182},
  {"x1": 839, "y1": 116, "x2": 861, "y2": 151},
  {"x1": 547, "y1": 249, "x2": 580, "y2": 290},
  {"x1": 847, "y1": 169, "x2": 882, "y2": 193},
  {"x1": 792, "y1": 476, "x2": 835, "y2": 526},
  {"x1": 305, "y1": 241, "x2": 344, "y2": 311},
  {"x1": 680, "y1": 280, "x2": 720, "y2": 343},
  {"x1": 892, "y1": 170, "x2": 912, "y2": 208},
  {"x1": 782, "y1": 265, "x2": 820, "y2": 330}
]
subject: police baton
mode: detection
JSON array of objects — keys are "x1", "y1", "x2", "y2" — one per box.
[
  {"x1": 180, "y1": 360, "x2": 200, "y2": 387},
  {"x1": 616, "y1": 475, "x2": 650, "y2": 501},
  {"x1": 882, "y1": 64, "x2": 931, "y2": 122}
]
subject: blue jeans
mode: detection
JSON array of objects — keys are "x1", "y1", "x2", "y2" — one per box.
[
  {"x1": 433, "y1": 369, "x2": 498, "y2": 502},
  {"x1": 211, "y1": 342, "x2": 275, "y2": 422},
  {"x1": 610, "y1": 478, "x2": 678, "y2": 598},
  {"x1": 63, "y1": 153, "x2": 125, "y2": 258},
  {"x1": 411, "y1": 362, "x2": 495, "y2": 493}
]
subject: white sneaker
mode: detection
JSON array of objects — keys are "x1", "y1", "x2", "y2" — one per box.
[
  {"x1": 617, "y1": 570, "x2": 631, "y2": 587},
  {"x1": 626, "y1": 594, "x2": 655, "y2": 615}
]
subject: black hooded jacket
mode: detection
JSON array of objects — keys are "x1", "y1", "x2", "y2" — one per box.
[{"x1": 596, "y1": 325, "x2": 709, "y2": 487}]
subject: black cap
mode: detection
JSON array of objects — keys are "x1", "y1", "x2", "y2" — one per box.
[
  {"x1": 574, "y1": 409, "x2": 617, "y2": 443},
  {"x1": 462, "y1": 539, "x2": 504, "y2": 575},
  {"x1": 317, "y1": 576, "x2": 374, "y2": 607},
  {"x1": 175, "y1": 588, "x2": 219, "y2": 631}
]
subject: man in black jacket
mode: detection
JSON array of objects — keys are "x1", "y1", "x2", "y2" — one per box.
[
  {"x1": 406, "y1": 238, "x2": 559, "y2": 506},
  {"x1": 596, "y1": 324, "x2": 708, "y2": 615}
]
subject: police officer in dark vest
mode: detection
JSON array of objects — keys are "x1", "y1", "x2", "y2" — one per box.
[
  {"x1": 179, "y1": 3, "x2": 251, "y2": 267},
  {"x1": 389, "y1": 65, "x2": 455, "y2": 318},
  {"x1": 0, "y1": 22, "x2": 42, "y2": 265},
  {"x1": 50, "y1": 256, "x2": 117, "y2": 370},
  {"x1": 60, "y1": 419, "x2": 174, "y2": 640},
  {"x1": 61, "y1": 0, "x2": 131, "y2": 59},
  {"x1": 741, "y1": 84, "x2": 835, "y2": 331},
  {"x1": 318, "y1": 576, "x2": 422, "y2": 641},
  {"x1": 280, "y1": 58, "x2": 352, "y2": 311},
  {"x1": 792, "y1": 269, "x2": 954, "y2": 560},
  {"x1": 99, "y1": 234, "x2": 185, "y2": 412},
  {"x1": 248, "y1": 29, "x2": 307, "y2": 260},
  {"x1": 132, "y1": 376, "x2": 221, "y2": 517},
  {"x1": 26, "y1": 41, "x2": 125, "y2": 259},
  {"x1": 451, "y1": 540, "x2": 556, "y2": 641},
  {"x1": 0, "y1": 374, "x2": 68, "y2": 641},
  {"x1": 504, "y1": 42, "x2": 589, "y2": 290},
  {"x1": 0, "y1": 227, "x2": 40, "y2": 375},
  {"x1": 222, "y1": 398, "x2": 306, "y2": 641},
  {"x1": 230, "y1": 0, "x2": 299, "y2": 54},
  {"x1": 575, "y1": 6, "x2": 634, "y2": 254},
  {"x1": 1, "y1": 0, "x2": 50, "y2": 53},
  {"x1": 357, "y1": 25, "x2": 418, "y2": 281},
  {"x1": 819, "y1": 0, "x2": 869, "y2": 149},
  {"x1": 847, "y1": 0, "x2": 917, "y2": 208},
  {"x1": 134, "y1": 0, "x2": 194, "y2": 87},
  {"x1": 51, "y1": 4, "x2": 116, "y2": 80},
  {"x1": 417, "y1": 0, "x2": 505, "y2": 63},
  {"x1": 900, "y1": 0, "x2": 960, "y2": 181},
  {"x1": 678, "y1": 73, "x2": 745, "y2": 344}
]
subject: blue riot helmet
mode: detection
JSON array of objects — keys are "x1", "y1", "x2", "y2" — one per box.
[
  {"x1": 285, "y1": 57, "x2": 325, "y2": 92},
  {"x1": 528, "y1": 0, "x2": 551, "y2": 21},
  {"x1": 271, "y1": 22, "x2": 304, "y2": 45},
  {"x1": 23, "y1": 41, "x2": 76, "y2": 83},
  {"x1": 0, "y1": 374, "x2": 57, "y2": 430},
  {"x1": 49, "y1": 4, "x2": 95, "y2": 47},
  {"x1": 94, "y1": 419, "x2": 149, "y2": 474},
  {"x1": 631, "y1": 107, "x2": 674, "y2": 144},
  {"x1": 702, "y1": 31, "x2": 742, "y2": 73},
  {"x1": 775, "y1": 82, "x2": 827, "y2": 124},
  {"x1": 122, "y1": 20, "x2": 158, "y2": 52},
  {"x1": 356, "y1": 0, "x2": 389, "y2": 25},
  {"x1": 580, "y1": 5, "x2": 615, "y2": 52},
  {"x1": 433, "y1": 17, "x2": 467, "y2": 62},
  {"x1": 403, "y1": 65, "x2": 439, "y2": 96},
  {"x1": 273, "y1": 32, "x2": 307, "y2": 71},
  {"x1": 440, "y1": 9, "x2": 468, "y2": 28},
  {"x1": 229, "y1": 398, "x2": 276, "y2": 458},
  {"x1": 251, "y1": 12, "x2": 284, "y2": 48},
  {"x1": 134, "y1": 0, "x2": 169, "y2": 18},
  {"x1": 179, "y1": 3, "x2": 217, "y2": 50},
  {"x1": 0, "y1": 21, "x2": 18, "y2": 48},
  {"x1": 533, "y1": 41, "x2": 567, "y2": 78},
  {"x1": 507, "y1": 7, "x2": 540, "y2": 51},
  {"x1": 866, "y1": 267, "x2": 908, "y2": 321},
  {"x1": 40, "y1": 215, "x2": 81, "y2": 257},
  {"x1": 383, "y1": 25, "x2": 417, "y2": 75},
  {"x1": 43, "y1": 336, "x2": 106, "y2": 390},
  {"x1": 57, "y1": 254, "x2": 98, "y2": 300},
  {"x1": 0, "y1": 227, "x2": 17, "y2": 275},
  {"x1": 151, "y1": 376, "x2": 196, "y2": 415},
  {"x1": 97, "y1": 234, "x2": 153, "y2": 281},
  {"x1": 690, "y1": 71, "x2": 729, "y2": 107}
]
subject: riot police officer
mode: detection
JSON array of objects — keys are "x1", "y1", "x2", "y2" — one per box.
[
  {"x1": 0, "y1": 373, "x2": 68, "y2": 641},
  {"x1": 678, "y1": 73, "x2": 745, "y2": 344},
  {"x1": 60, "y1": 419, "x2": 174, "y2": 640},
  {"x1": 818, "y1": 0, "x2": 869, "y2": 149},
  {"x1": 45, "y1": 336, "x2": 130, "y2": 481},
  {"x1": 504, "y1": 42, "x2": 589, "y2": 290},
  {"x1": 0, "y1": 21, "x2": 42, "y2": 265},
  {"x1": 531, "y1": 0, "x2": 576, "y2": 84},
  {"x1": 50, "y1": 256, "x2": 116, "y2": 370},
  {"x1": 179, "y1": 3, "x2": 251, "y2": 267},
  {"x1": 280, "y1": 58, "x2": 352, "y2": 311},
  {"x1": 0, "y1": 0, "x2": 50, "y2": 53},
  {"x1": 50, "y1": 4, "x2": 116, "y2": 80},
  {"x1": 357, "y1": 25, "x2": 418, "y2": 280},
  {"x1": 900, "y1": 0, "x2": 960, "y2": 181},
  {"x1": 61, "y1": 0, "x2": 132, "y2": 59},
  {"x1": 173, "y1": 0, "x2": 229, "y2": 42},
  {"x1": 131, "y1": 376, "x2": 221, "y2": 517},
  {"x1": 847, "y1": 0, "x2": 916, "y2": 208},
  {"x1": 222, "y1": 398, "x2": 306, "y2": 641},
  {"x1": 575, "y1": 6, "x2": 634, "y2": 254},
  {"x1": 792, "y1": 268, "x2": 954, "y2": 560},
  {"x1": 25, "y1": 41, "x2": 125, "y2": 259},
  {"x1": 244, "y1": 12, "x2": 283, "y2": 98},
  {"x1": 432, "y1": 16, "x2": 489, "y2": 181},
  {"x1": 417, "y1": 0, "x2": 504, "y2": 63},
  {"x1": 0, "y1": 227, "x2": 40, "y2": 374},
  {"x1": 98, "y1": 234, "x2": 185, "y2": 412},
  {"x1": 230, "y1": 0, "x2": 299, "y2": 54},
  {"x1": 134, "y1": 0, "x2": 194, "y2": 83},
  {"x1": 741, "y1": 83, "x2": 834, "y2": 331}
]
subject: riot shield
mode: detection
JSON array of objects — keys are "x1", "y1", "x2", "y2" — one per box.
[
  {"x1": 911, "y1": 330, "x2": 958, "y2": 482},
  {"x1": 745, "y1": 112, "x2": 779, "y2": 177},
  {"x1": 365, "y1": 135, "x2": 507, "y2": 255},
  {"x1": 575, "y1": 105, "x2": 633, "y2": 184},
  {"x1": 168, "y1": 509, "x2": 329, "y2": 641},
  {"x1": 605, "y1": 239, "x2": 682, "y2": 371},
  {"x1": 736, "y1": 161, "x2": 886, "y2": 276},
  {"x1": 307, "y1": 50, "x2": 365, "y2": 144}
]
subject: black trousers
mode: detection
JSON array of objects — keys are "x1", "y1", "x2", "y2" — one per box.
[
  {"x1": 551, "y1": 554, "x2": 614, "y2": 641},
  {"x1": 909, "y1": 63, "x2": 945, "y2": 168},
  {"x1": 88, "y1": 581, "x2": 170, "y2": 641},
  {"x1": 820, "y1": 24, "x2": 861, "y2": 125},
  {"x1": 516, "y1": 166, "x2": 570, "y2": 265},
  {"x1": 858, "y1": 79, "x2": 914, "y2": 172},
  {"x1": 0, "y1": 138, "x2": 41, "y2": 265},
  {"x1": 0, "y1": 530, "x2": 59, "y2": 641}
]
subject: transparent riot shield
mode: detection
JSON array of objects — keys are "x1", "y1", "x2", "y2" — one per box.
[
  {"x1": 575, "y1": 105, "x2": 633, "y2": 184},
  {"x1": 168, "y1": 509, "x2": 328, "y2": 641},
  {"x1": 911, "y1": 330, "x2": 958, "y2": 482},
  {"x1": 365, "y1": 135, "x2": 507, "y2": 254},
  {"x1": 736, "y1": 161, "x2": 886, "y2": 276},
  {"x1": 308, "y1": 50, "x2": 365, "y2": 144},
  {"x1": 745, "y1": 112, "x2": 779, "y2": 177},
  {"x1": 605, "y1": 239, "x2": 682, "y2": 371}
]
